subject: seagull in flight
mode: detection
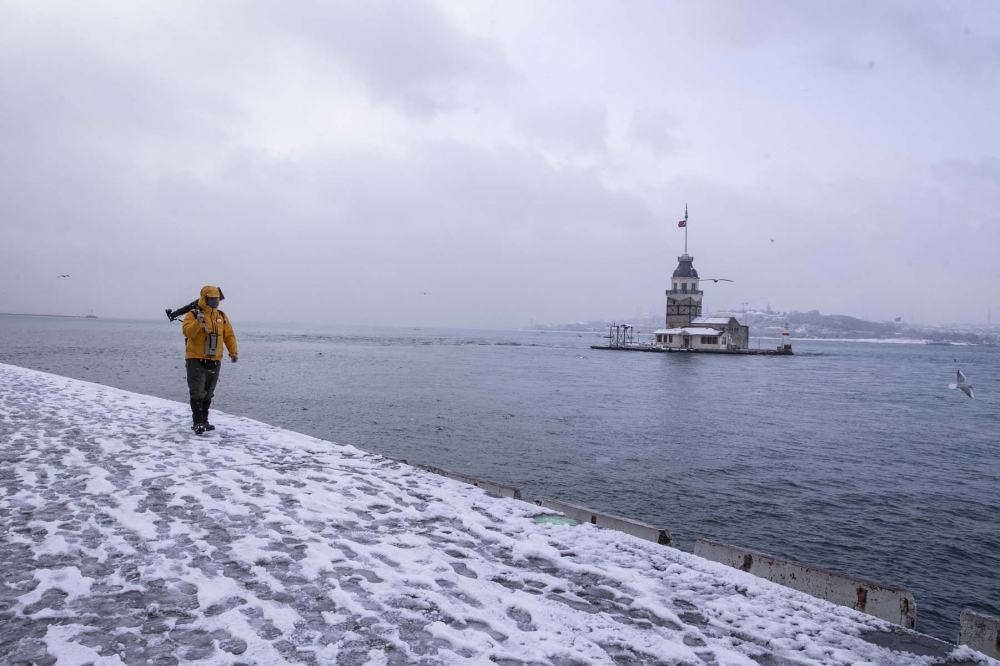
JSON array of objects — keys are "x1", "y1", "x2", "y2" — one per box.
[
  {"x1": 949, "y1": 369, "x2": 975, "y2": 399},
  {"x1": 418, "y1": 292, "x2": 431, "y2": 296},
  {"x1": 702, "y1": 278, "x2": 734, "y2": 283},
  {"x1": 57, "y1": 274, "x2": 70, "y2": 278}
]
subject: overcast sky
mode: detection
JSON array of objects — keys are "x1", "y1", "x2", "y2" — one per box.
[{"x1": 2, "y1": 0, "x2": 998, "y2": 328}]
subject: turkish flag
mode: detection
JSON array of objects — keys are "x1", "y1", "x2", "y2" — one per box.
[{"x1": 678, "y1": 220, "x2": 686, "y2": 227}]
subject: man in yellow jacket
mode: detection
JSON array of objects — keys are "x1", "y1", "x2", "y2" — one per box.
[{"x1": 182, "y1": 286, "x2": 238, "y2": 434}]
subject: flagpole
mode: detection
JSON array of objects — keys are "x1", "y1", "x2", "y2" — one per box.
[{"x1": 684, "y1": 204, "x2": 689, "y2": 254}]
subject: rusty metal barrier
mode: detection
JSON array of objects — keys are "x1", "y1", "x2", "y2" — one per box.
[
  {"x1": 958, "y1": 609, "x2": 1000, "y2": 660},
  {"x1": 694, "y1": 539, "x2": 916, "y2": 629}
]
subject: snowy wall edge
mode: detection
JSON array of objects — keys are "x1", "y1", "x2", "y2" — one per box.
[
  {"x1": 694, "y1": 539, "x2": 916, "y2": 629},
  {"x1": 958, "y1": 609, "x2": 1000, "y2": 660},
  {"x1": 411, "y1": 462, "x2": 522, "y2": 500},
  {"x1": 534, "y1": 497, "x2": 672, "y2": 546}
]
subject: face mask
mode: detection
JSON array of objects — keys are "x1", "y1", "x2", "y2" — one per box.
[{"x1": 204, "y1": 297, "x2": 220, "y2": 308}]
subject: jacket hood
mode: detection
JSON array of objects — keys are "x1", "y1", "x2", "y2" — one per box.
[{"x1": 198, "y1": 285, "x2": 221, "y2": 309}]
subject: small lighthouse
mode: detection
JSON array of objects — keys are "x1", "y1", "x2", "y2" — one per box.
[{"x1": 779, "y1": 322, "x2": 793, "y2": 353}]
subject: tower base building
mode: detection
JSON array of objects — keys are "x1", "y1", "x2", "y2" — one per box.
[{"x1": 653, "y1": 245, "x2": 749, "y2": 351}]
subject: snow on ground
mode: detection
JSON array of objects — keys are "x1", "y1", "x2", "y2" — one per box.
[{"x1": 0, "y1": 363, "x2": 993, "y2": 666}]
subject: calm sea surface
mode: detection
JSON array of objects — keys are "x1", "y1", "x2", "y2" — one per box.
[{"x1": 1, "y1": 313, "x2": 997, "y2": 641}]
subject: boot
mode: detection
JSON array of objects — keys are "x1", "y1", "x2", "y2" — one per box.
[
  {"x1": 190, "y1": 399, "x2": 206, "y2": 435},
  {"x1": 202, "y1": 399, "x2": 215, "y2": 431}
]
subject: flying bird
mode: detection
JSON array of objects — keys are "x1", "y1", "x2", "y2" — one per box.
[
  {"x1": 57, "y1": 274, "x2": 70, "y2": 278},
  {"x1": 949, "y1": 369, "x2": 975, "y2": 399},
  {"x1": 769, "y1": 239, "x2": 775, "y2": 243},
  {"x1": 418, "y1": 292, "x2": 431, "y2": 296},
  {"x1": 702, "y1": 278, "x2": 734, "y2": 283}
]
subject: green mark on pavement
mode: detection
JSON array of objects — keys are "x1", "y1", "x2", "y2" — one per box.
[{"x1": 534, "y1": 515, "x2": 579, "y2": 526}]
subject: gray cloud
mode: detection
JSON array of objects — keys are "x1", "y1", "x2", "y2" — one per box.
[
  {"x1": 628, "y1": 108, "x2": 679, "y2": 155},
  {"x1": 1, "y1": 0, "x2": 998, "y2": 327},
  {"x1": 253, "y1": 0, "x2": 515, "y2": 117},
  {"x1": 932, "y1": 156, "x2": 1000, "y2": 191},
  {"x1": 515, "y1": 98, "x2": 608, "y2": 153},
  {"x1": 890, "y1": 4, "x2": 1000, "y2": 79},
  {"x1": 819, "y1": 42, "x2": 878, "y2": 74}
]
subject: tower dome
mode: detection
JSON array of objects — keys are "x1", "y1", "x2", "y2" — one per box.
[{"x1": 672, "y1": 255, "x2": 699, "y2": 279}]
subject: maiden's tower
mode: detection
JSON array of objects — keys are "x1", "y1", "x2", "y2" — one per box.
[{"x1": 653, "y1": 208, "x2": 750, "y2": 351}]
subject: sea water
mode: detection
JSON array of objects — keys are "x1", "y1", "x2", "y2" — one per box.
[{"x1": 1, "y1": 313, "x2": 997, "y2": 641}]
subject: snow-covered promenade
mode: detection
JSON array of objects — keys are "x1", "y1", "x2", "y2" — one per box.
[{"x1": 0, "y1": 363, "x2": 992, "y2": 665}]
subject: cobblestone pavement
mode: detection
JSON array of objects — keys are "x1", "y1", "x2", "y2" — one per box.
[{"x1": 0, "y1": 364, "x2": 991, "y2": 665}]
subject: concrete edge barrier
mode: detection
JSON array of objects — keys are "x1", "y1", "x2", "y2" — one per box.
[
  {"x1": 694, "y1": 539, "x2": 916, "y2": 629},
  {"x1": 534, "y1": 497, "x2": 672, "y2": 546},
  {"x1": 958, "y1": 609, "x2": 1000, "y2": 660},
  {"x1": 414, "y1": 463, "x2": 522, "y2": 500}
]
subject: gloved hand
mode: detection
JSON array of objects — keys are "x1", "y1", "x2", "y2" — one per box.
[
  {"x1": 231, "y1": 355, "x2": 238, "y2": 363},
  {"x1": 196, "y1": 310, "x2": 206, "y2": 323}
]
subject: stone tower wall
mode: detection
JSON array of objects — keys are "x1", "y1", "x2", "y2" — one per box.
[{"x1": 665, "y1": 294, "x2": 703, "y2": 328}]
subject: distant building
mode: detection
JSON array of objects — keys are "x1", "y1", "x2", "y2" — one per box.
[{"x1": 654, "y1": 248, "x2": 749, "y2": 350}]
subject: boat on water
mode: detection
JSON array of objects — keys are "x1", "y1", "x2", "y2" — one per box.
[{"x1": 85, "y1": 310, "x2": 98, "y2": 319}]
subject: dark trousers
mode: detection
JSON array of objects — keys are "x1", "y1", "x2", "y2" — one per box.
[{"x1": 186, "y1": 359, "x2": 221, "y2": 401}]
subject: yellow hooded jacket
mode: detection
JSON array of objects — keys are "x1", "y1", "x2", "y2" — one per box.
[{"x1": 182, "y1": 286, "x2": 238, "y2": 360}]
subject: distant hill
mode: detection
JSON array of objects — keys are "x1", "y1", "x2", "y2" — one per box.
[
  {"x1": 529, "y1": 309, "x2": 999, "y2": 345},
  {"x1": 755, "y1": 310, "x2": 994, "y2": 344}
]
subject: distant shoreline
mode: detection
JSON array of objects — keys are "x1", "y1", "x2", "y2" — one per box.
[
  {"x1": 0, "y1": 312, "x2": 92, "y2": 319},
  {"x1": 780, "y1": 337, "x2": 929, "y2": 344}
]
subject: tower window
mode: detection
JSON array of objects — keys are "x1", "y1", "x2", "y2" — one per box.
[{"x1": 681, "y1": 283, "x2": 688, "y2": 292}]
